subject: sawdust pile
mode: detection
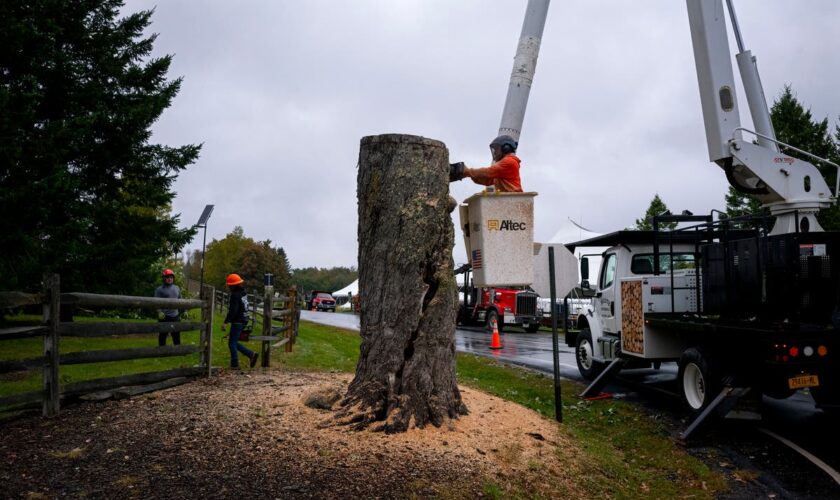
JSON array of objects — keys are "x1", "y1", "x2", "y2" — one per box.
[{"x1": 2, "y1": 370, "x2": 587, "y2": 498}]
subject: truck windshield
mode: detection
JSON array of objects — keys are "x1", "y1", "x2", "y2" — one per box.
[
  {"x1": 631, "y1": 253, "x2": 695, "y2": 274},
  {"x1": 317, "y1": 293, "x2": 333, "y2": 299}
]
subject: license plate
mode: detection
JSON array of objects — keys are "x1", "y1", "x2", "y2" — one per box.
[
  {"x1": 788, "y1": 374, "x2": 819, "y2": 390},
  {"x1": 522, "y1": 322, "x2": 530, "y2": 328}
]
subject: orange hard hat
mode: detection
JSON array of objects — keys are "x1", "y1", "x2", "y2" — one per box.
[
  {"x1": 226, "y1": 273, "x2": 244, "y2": 286},
  {"x1": 162, "y1": 269, "x2": 175, "y2": 277}
]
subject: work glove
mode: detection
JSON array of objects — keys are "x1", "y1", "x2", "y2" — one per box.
[{"x1": 449, "y1": 162, "x2": 466, "y2": 182}]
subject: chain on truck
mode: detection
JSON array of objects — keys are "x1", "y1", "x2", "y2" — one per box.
[{"x1": 449, "y1": 0, "x2": 840, "y2": 436}]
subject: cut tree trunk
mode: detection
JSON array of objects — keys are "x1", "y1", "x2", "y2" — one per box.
[{"x1": 340, "y1": 134, "x2": 467, "y2": 432}]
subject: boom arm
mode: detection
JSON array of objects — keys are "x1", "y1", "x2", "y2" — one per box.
[
  {"x1": 498, "y1": 0, "x2": 550, "y2": 143},
  {"x1": 686, "y1": 0, "x2": 836, "y2": 234}
]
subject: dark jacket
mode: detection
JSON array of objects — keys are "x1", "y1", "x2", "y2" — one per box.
[{"x1": 224, "y1": 289, "x2": 249, "y2": 324}]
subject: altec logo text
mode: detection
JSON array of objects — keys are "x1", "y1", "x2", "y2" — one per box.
[{"x1": 487, "y1": 219, "x2": 527, "y2": 231}]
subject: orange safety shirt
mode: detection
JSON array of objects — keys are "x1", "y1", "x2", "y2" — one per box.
[{"x1": 466, "y1": 154, "x2": 522, "y2": 193}]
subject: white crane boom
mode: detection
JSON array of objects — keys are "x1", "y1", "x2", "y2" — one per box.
[
  {"x1": 498, "y1": 0, "x2": 550, "y2": 143},
  {"x1": 685, "y1": 0, "x2": 837, "y2": 234}
]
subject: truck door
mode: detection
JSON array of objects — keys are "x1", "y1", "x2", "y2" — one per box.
[{"x1": 598, "y1": 253, "x2": 618, "y2": 333}]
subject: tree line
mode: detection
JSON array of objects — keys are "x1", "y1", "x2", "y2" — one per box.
[{"x1": 183, "y1": 226, "x2": 357, "y2": 296}]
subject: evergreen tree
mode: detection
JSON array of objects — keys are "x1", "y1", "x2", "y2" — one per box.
[
  {"x1": 724, "y1": 86, "x2": 840, "y2": 230},
  {"x1": 721, "y1": 186, "x2": 765, "y2": 230},
  {"x1": 0, "y1": 1, "x2": 200, "y2": 294},
  {"x1": 634, "y1": 194, "x2": 676, "y2": 230}
]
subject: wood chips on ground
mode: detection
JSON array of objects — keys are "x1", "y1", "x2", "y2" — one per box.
[{"x1": 1, "y1": 370, "x2": 586, "y2": 499}]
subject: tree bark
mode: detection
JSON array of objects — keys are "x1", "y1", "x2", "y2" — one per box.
[{"x1": 340, "y1": 134, "x2": 467, "y2": 432}]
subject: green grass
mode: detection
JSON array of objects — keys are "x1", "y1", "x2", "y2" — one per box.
[
  {"x1": 1, "y1": 316, "x2": 726, "y2": 498},
  {"x1": 0, "y1": 311, "x2": 284, "y2": 395},
  {"x1": 271, "y1": 321, "x2": 360, "y2": 372}
]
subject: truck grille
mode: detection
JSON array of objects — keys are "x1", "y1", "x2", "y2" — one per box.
[{"x1": 516, "y1": 293, "x2": 537, "y2": 316}]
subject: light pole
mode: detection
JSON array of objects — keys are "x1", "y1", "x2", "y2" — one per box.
[{"x1": 196, "y1": 204, "x2": 214, "y2": 298}]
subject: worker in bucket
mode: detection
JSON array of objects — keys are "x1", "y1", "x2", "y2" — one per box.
[{"x1": 449, "y1": 135, "x2": 522, "y2": 192}]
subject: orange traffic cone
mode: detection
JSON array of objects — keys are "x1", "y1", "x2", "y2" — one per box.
[{"x1": 489, "y1": 319, "x2": 502, "y2": 350}]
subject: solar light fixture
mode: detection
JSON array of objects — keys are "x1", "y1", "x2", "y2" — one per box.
[{"x1": 195, "y1": 204, "x2": 214, "y2": 297}]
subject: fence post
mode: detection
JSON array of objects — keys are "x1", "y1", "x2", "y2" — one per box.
[
  {"x1": 202, "y1": 285, "x2": 214, "y2": 377},
  {"x1": 42, "y1": 273, "x2": 60, "y2": 417},
  {"x1": 293, "y1": 287, "x2": 300, "y2": 345},
  {"x1": 284, "y1": 287, "x2": 295, "y2": 353},
  {"x1": 262, "y1": 285, "x2": 273, "y2": 367}
]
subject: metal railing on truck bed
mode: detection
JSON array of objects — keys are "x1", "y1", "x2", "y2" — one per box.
[{"x1": 649, "y1": 213, "x2": 840, "y2": 329}]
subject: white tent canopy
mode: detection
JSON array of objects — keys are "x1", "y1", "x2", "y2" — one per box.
[
  {"x1": 332, "y1": 279, "x2": 358, "y2": 311},
  {"x1": 548, "y1": 217, "x2": 602, "y2": 244},
  {"x1": 332, "y1": 279, "x2": 358, "y2": 298},
  {"x1": 333, "y1": 274, "x2": 468, "y2": 297},
  {"x1": 532, "y1": 217, "x2": 607, "y2": 297}
]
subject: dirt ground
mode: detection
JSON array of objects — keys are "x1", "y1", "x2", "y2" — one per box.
[{"x1": 1, "y1": 370, "x2": 587, "y2": 499}]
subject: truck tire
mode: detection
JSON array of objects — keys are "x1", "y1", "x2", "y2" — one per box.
[
  {"x1": 486, "y1": 309, "x2": 503, "y2": 333},
  {"x1": 575, "y1": 329, "x2": 604, "y2": 380},
  {"x1": 811, "y1": 386, "x2": 840, "y2": 414},
  {"x1": 678, "y1": 347, "x2": 720, "y2": 414}
]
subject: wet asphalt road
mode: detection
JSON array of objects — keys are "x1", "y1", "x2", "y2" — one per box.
[
  {"x1": 300, "y1": 310, "x2": 580, "y2": 378},
  {"x1": 301, "y1": 310, "x2": 840, "y2": 497}
]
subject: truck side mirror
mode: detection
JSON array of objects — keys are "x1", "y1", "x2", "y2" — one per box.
[
  {"x1": 581, "y1": 257, "x2": 590, "y2": 280},
  {"x1": 580, "y1": 279, "x2": 596, "y2": 298}
]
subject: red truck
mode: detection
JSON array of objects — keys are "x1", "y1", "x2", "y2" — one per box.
[
  {"x1": 456, "y1": 265, "x2": 540, "y2": 332},
  {"x1": 307, "y1": 291, "x2": 336, "y2": 312}
]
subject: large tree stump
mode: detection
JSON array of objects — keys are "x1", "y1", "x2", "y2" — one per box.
[{"x1": 339, "y1": 134, "x2": 467, "y2": 432}]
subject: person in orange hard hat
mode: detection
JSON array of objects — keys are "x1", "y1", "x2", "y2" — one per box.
[
  {"x1": 449, "y1": 135, "x2": 523, "y2": 193},
  {"x1": 221, "y1": 273, "x2": 258, "y2": 369},
  {"x1": 154, "y1": 268, "x2": 182, "y2": 346}
]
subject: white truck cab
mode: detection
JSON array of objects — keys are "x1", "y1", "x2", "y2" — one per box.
[{"x1": 573, "y1": 235, "x2": 700, "y2": 379}]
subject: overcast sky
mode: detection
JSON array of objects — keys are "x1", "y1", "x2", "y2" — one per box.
[{"x1": 123, "y1": 0, "x2": 840, "y2": 271}]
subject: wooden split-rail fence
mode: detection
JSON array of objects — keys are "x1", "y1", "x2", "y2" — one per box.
[{"x1": 0, "y1": 275, "x2": 298, "y2": 418}]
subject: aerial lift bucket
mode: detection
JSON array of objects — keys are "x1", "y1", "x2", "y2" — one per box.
[{"x1": 459, "y1": 190, "x2": 537, "y2": 288}]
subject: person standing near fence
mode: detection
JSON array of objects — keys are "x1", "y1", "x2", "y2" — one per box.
[
  {"x1": 220, "y1": 273, "x2": 258, "y2": 369},
  {"x1": 154, "y1": 268, "x2": 181, "y2": 346}
]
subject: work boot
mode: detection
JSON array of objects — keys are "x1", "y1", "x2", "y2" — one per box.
[{"x1": 250, "y1": 352, "x2": 259, "y2": 368}]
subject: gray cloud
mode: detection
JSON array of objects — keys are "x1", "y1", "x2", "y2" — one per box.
[{"x1": 124, "y1": 0, "x2": 840, "y2": 269}]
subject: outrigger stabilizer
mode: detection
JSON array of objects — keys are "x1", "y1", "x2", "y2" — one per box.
[{"x1": 581, "y1": 365, "x2": 756, "y2": 442}]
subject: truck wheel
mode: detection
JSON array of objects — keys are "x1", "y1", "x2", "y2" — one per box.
[
  {"x1": 811, "y1": 386, "x2": 840, "y2": 414},
  {"x1": 486, "y1": 310, "x2": 503, "y2": 333},
  {"x1": 678, "y1": 347, "x2": 720, "y2": 413},
  {"x1": 575, "y1": 329, "x2": 604, "y2": 380}
]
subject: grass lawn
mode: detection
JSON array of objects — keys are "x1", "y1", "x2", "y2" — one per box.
[{"x1": 1, "y1": 316, "x2": 727, "y2": 498}]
